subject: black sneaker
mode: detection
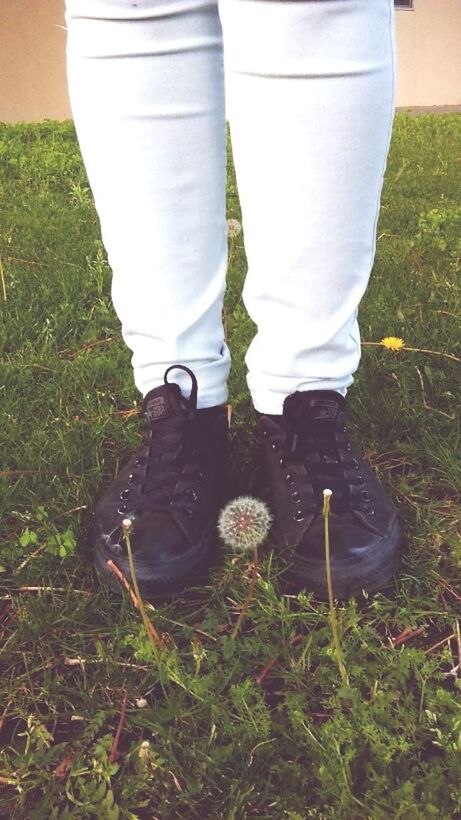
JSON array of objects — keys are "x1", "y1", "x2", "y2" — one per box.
[
  {"x1": 257, "y1": 389, "x2": 401, "y2": 599},
  {"x1": 92, "y1": 364, "x2": 229, "y2": 599}
]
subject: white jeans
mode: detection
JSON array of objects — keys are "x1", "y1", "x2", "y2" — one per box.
[{"x1": 64, "y1": 0, "x2": 396, "y2": 413}]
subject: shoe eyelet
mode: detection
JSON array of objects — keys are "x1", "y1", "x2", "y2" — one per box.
[
  {"x1": 346, "y1": 443, "x2": 352, "y2": 452},
  {"x1": 127, "y1": 473, "x2": 135, "y2": 484},
  {"x1": 185, "y1": 488, "x2": 198, "y2": 502},
  {"x1": 134, "y1": 458, "x2": 142, "y2": 468},
  {"x1": 361, "y1": 489, "x2": 371, "y2": 502},
  {"x1": 197, "y1": 471, "x2": 204, "y2": 481},
  {"x1": 185, "y1": 507, "x2": 194, "y2": 518},
  {"x1": 279, "y1": 457, "x2": 285, "y2": 468},
  {"x1": 342, "y1": 426, "x2": 347, "y2": 434},
  {"x1": 262, "y1": 428, "x2": 268, "y2": 438},
  {"x1": 117, "y1": 504, "x2": 128, "y2": 515},
  {"x1": 293, "y1": 510, "x2": 305, "y2": 522},
  {"x1": 285, "y1": 473, "x2": 296, "y2": 486},
  {"x1": 355, "y1": 474, "x2": 364, "y2": 485},
  {"x1": 289, "y1": 491, "x2": 301, "y2": 503},
  {"x1": 364, "y1": 505, "x2": 375, "y2": 516},
  {"x1": 271, "y1": 442, "x2": 277, "y2": 451},
  {"x1": 352, "y1": 458, "x2": 359, "y2": 468},
  {"x1": 120, "y1": 489, "x2": 131, "y2": 501}
]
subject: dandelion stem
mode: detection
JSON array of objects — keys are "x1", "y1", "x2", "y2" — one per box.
[
  {"x1": 362, "y1": 340, "x2": 461, "y2": 365},
  {"x1": 323, "y1": 490, "x2": 348, "y2": 686},
  {"x1": 122, "y1": 521, "x2": 163, "y2": 655},
  {"x1": 109, "y1": 689, "x2": 128, "y2": 763},
  {"x1": 231, "y1": 547, "x2": 259, "y2": 640}
]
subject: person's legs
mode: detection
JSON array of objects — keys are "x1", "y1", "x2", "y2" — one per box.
[
  {"x1": 218, "y1": 0, "x2": 400, "y2": 598},
  {"x1": 219, "y1": 0, "x2": 396, "y2": 413},
  {"x1": 65, "y1": 0, "x2": 229, "y2": 408},
  {"x1": 65, "y1": 0, "x2": 231, "y2": 596},
  {"x1": 65, "y1": 0, "x2": 400, "y2": 598}
]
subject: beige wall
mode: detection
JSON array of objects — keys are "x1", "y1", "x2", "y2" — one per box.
[
  {"x1": 396, "y1": 0, "x2": 461, "y2": 107},
  {"x1": 0, "y1": 0, "x2": 70, "y2": 122},
  {"x1": 0, "y1": 0, "x2": 460, "y2": 123}
]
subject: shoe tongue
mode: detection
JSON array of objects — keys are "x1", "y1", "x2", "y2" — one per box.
[
  {"x1": 283, "y1": 390, "x2": 345, "y2": 423},
  {"x1": 143, "y1": 383, "x2": 185, "y2": 423}
]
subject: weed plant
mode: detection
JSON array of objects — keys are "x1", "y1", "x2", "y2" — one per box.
[{"x1": 0, "y1": 115, "x2": 460, "y2": 818}]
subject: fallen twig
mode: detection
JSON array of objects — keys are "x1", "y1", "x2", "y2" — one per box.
[
  {"x1": 0, "y1": 586, "x2": 92, "y2": 599},
  {"x1": 64, "y1": 656, "x2": 149, "y2": 671},
  {"x1": 107, "y1": 559, "x2": 141, "y2": 610},
  {"x1": 425, "y1": 632, "x2": 456, "y2": 655},
  {"x1": 107, "y1": 555, "x2": 163, "y2": 651},
  {"x1": 0, "y1": 470, "x2": 43, "y2": 478},
  {"x1": 118, "y1": 522, "x2": 164, "y2": 652},
  {"x1": 256, "y1": 634, "x2": 303, "y2": 685},
  {"x1": 415, "y1": 366, "x2": 455, "y2": 419},
  {"x1": 14, "y1": 543, "x2": 47, "y2": 574},
  {"x1": 6, "y1": 255, "x2": 43, "y2": 266},
  {"x1": 391, "y1": 626, "x2": 426, "y2": 648},
  {"x1": 61, "y1": 505, "x2": 88, "y2": 516},
  {"x1": 432, "y1": 572, "x2": 461, "y2": 603},
  {"x1": 61, "y1": 336, "x2": 115, "y2": 359}
]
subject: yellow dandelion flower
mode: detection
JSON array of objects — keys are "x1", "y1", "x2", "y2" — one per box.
[{"x1": 381, "y1": 336, "x2": 405, "y2": 351}]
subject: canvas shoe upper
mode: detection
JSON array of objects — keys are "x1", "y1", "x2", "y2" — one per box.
[
  {"x1": 92, "y1": 364, "x2": 229, "y2": 598},
  {"x1": 257, "y1": 389, "x2": 401, "y2": 599}
]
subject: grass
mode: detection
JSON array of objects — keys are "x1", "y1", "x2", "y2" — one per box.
[{"x1": 0, "y1": 113, "x2": 460, "y2": 818}]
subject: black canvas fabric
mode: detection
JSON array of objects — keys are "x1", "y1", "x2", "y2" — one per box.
[
  {"x1": 257, "y1": 389, "x2": 401, "y2": 599},
  {"x1": 92, "y1": 365, "x2": 229, "y2": 598}
]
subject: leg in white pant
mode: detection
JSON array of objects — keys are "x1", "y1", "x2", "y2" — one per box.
[
  {"x1": 68, "y1": 0, "x2": 401, "y2": 599},
  {"x1": 65, "y1": 0, "x2": 396, "y2": 412},
  {"x1": 65, "y1": 0, "x2": 230, "y2": 408},
  {"x1": 219, "y1": 0, "x2": 396, "y2": 413}
]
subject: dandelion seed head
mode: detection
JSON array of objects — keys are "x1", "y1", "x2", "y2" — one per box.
[
  {"x1": 227, "y1": 218, "x2": 242, "y2": 238},
  {"x1": 218, "y1": 495, "x2": 272, "y2": 552},
  {"x1": 381, "y1": 336, "x2": 405, "y2": 351}
]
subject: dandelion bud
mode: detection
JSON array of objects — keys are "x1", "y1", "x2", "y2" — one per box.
[
  {"x1": 322, "y1": 488, "x2": 332, "y2": 517},
  {"x1": 218, "y1": 496, "x2": 272, "y2": 553},
  {"x1": 138, "y1": 740, "x2": 151, "y2": 764}
]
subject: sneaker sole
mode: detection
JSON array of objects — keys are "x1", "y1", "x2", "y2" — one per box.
[
  {"x1": 93, "y1": 528, "x2": 217, "y2": 603},
  {"x1": 280, "y1": 513, "x2": 402, "y2": 600}
]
